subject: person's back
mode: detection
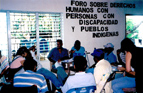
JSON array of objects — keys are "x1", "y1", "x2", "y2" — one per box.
[
  {"x1": 13, "y1": 58, "x2": 48, "y2": 93},
  {"x1": 90, "y1": 48, "x2": 113, "y2": 93},
  {"x1": 94, "y1": 59, "x2": 112, "y2": 93},
  {"x1": 62, "y1": 72, "x2": 95, "y2": 93},
  {"x1": 61, "y1": 56, "x2": 96, "y2": 93}
]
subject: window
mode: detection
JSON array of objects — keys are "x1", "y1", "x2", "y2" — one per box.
[
  {"x1": 10, "y1": 13, "x2": 36, "y2": 53},
  {"x1": 39, "y1": 14, "x2": 61, "y2": 60},
  {"x1": 0, "y1": 13, "x2": 8, "y2": 58},
  {"x1": 0, "y1": 12, "x2": 62, "y2": 61}
]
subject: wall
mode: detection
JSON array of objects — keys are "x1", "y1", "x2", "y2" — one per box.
[{"x1": 0, "y1": 0, "x2": 143, "y2": 65}]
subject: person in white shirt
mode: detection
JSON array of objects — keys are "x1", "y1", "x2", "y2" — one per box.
[
  {"x1": 61, "y1": 56, "x2": 96, "y2": 93},
  {"x1": 91, "y1": 48, "x2": 113, "y2": 93}
]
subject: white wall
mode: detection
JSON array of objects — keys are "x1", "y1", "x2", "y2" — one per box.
[{"x1": 1, "y1": 0, "x2": 143, "y2": 65}]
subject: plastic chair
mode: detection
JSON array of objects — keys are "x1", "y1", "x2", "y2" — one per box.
[
  {"x1": 67, "y1": 86, "x2": 96, "y2": 93},
  {"x1": 100, "y1": 71, "x2": 116, "y2": 93},
  {"x1": 1, "y1": 84, "x2": 38, "y2": 93}
]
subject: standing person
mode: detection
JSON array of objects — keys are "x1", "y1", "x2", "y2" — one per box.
[
  {"x1": 70, "y1": 40, "x2": 85, "y2": 58},
  {"x1": 103, "y1": 43, "x2": 117, "y2": 65},
  {"x1": 48, "y1": 39, "x2": 69, "y2": 70},
  {"x1": 91, "y1": 49, "x2": 113, "y2": 93},
  {"x1": 61, "y1": 56, "x2": 96, "y2": 93},
  {"x1": 13, "y1": 58, "x2": 48, "y2": 93},
  {"x1": 112, "y1": 38, "x2": 136, "y2": 93}
]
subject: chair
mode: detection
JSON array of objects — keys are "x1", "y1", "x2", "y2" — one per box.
[
  {"x1": 100, "y1": 71, "x2": 116, "y2": 93},
  {"x1": 1, "y1": 84, "x2": 38, "y2": 93},
  {"x1": 67, "y1": 86, "x2": 96, "y2": 93}
]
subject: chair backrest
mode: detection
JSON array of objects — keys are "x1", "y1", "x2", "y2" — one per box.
[
  {"x1": 107, "y1": 71, "x2": 116, "y2": 82},
  {"x1": 1, "y1": 84, "x2": 38, "y2": 93},
  {"x1": 100, "y1": 72, "x2": 116, "y2": 93},
  {"x1": 67, "y1": 86, "x2": 96, "y2": 93}
]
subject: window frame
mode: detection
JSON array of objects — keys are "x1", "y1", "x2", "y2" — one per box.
[{"x1": 0, "y1": 10, "x2": 63, "y2": 62}]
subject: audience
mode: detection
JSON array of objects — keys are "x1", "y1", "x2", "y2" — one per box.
[
  {"x1": 112, "y1": 38, "x2": 136, "y2": 93},
  {"x1": 61, "y1": 56, "x2": 96, "y2": 93},
  {"x1": 70, "y1": 40, "x2": 85, "y2": 58},
  {"x1": 103, "y1": 43, "x2": 117, "y2": 64},
  {"x1": 92, "y1": 49, "x2": 113, "y2": 93},
  {"x1": 2, "y1": 39, "x2": 138, "y2": 93},
  {"x1": 13, "y1": 58, "x2": 48, "y2": 93},
  {"x1": 48, "y1": 39, "x2": 69, "y2": 70}
]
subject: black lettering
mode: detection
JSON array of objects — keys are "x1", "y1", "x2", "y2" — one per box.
[{"x1": 81, "y1": 26, "x2": 84, "y2": 32}]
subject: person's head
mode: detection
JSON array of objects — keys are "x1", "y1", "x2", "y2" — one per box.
[
  {"x1": 91, "y1": 48, "x2": 104, "y2": 63},
  {"x1": 23, "y1": 58, "x2": 37, "y2": 72},
  {"x1": 16, "y1": 47, "x2": 29, "y2": 57},
  {"x1": 57, "y1": 39, "x2": 63, "y2": 49},
  {"x1": 104, "y1": 43, "x2": 114, "y2": 53},
  {"x1": 74, "y1": 40, "x2": 81, "y2": 50},
  {"x1": 74, "y1": 56, "x2": 87, "y2": 72},
  {"x1": 121, "y1": 38, "x2": 136, "y2": 53},
  {"x1": 29, "y1": 46, "x2": 36, "y2": 52}
]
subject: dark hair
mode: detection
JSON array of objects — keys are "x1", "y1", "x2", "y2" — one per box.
[
  {"x1": 74, "y1": 56, "x2": 87, "y2": 72},
  {"x1": 24, "y1": 58, "x2": 37, "y2": 71},
  {"x1": 121, "y1": 38, "x2": 136, "y2": 53},
  {"x1": 74, "y1": 40, "x2": 81, "y2": 50},
  {"x1": 57, "y1": 39, "x2": 63, "y2": 45},
  {"x1": 16, "y1": 46, "x2": 29, "y2": 56},
  {"x1": 29, "y1": 46, "x2": 36, "y2": 51}
]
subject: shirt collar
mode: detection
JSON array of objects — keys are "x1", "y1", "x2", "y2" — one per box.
[
  {"x1": 75, "y1": 72, "x2": 85, "y2": 75},
  {"x1": 95, "y1": 59, "x2": 105, "y2": 66},
  {"x1": 26, "y1": 70, "x2": 35, "y2": 73},
  {"x1": 56, "y1": 47, "x2": 63, "y2": 50}
]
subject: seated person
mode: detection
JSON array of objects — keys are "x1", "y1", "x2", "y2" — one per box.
[
  {"x1": 29, "y1": 46, "x2": 66, "y2": 89},
  {"x1": 0, "y1": 51, "x2": 9, "y2": 82},
  {"x1": 92, "y1": 49, "x2": 113, "y2": 93},
  {"x1": 61, "y1": 56, "x2": 96, "y2": 93},
  {"x1": 13, "y1": 58, "x2": 48, "y2": 93},
  {"x1": 8, "y1": 47, "x2": 29, "y2": 81},
  {"x1": 112, "y1": 38, "x2": 136, "y2": 93},
  {"x1": 85, "y1": 48, "x2": 101, "y2": 74},
  {"x1": 103, "y1": 43, "x2": 117, "y2": 64},
  {"x1": 70, "y1": 40, "x2": 85, "y2": 58},
  {"x1": 48, "y1": 39, "x2": 69, "y2": 70}
]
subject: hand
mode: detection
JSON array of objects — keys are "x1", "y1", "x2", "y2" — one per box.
[
  {"x1": 117, "y1": 67, "x2": 125, "y2": 71},
  {"x1": 58, "y1": 59, "x2": 61, "y2": 62},
  {"x1": 70, "y1": 50, "x2": 75, "y2": 53}
]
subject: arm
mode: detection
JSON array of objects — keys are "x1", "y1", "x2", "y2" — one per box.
[
  {"x1": 59, "y1": 49, "x2": 69, "y2": 61},
  {"x1": 125, "y1": 51, "x2": 135, "y2": 76},
  {"x1": 48, "y1": 57, "x2": 56, "y2": 63},
  {"x1": 0, "y1": 67, "x2": 7, "y2": 78},
  {"x1": 20, "y1": 60, "x2": 25, "y2": 66},
  {"x1": 47, "y1": 49, "x2": 56, "y2": 63}
]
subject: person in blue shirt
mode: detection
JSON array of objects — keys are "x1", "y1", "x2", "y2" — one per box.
[
  {"x1": 48, "y1": 39, "x2": 69, "y2": 70},
  {"x1": 13, "y1": 58, "x2": 48, "y2": 93},
  {"x1": 103, "y1": 43, "x2": 117, "y2": 65},
  {"x1": 70, "y1": 40, "x2": 85, "y2": 58}
]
